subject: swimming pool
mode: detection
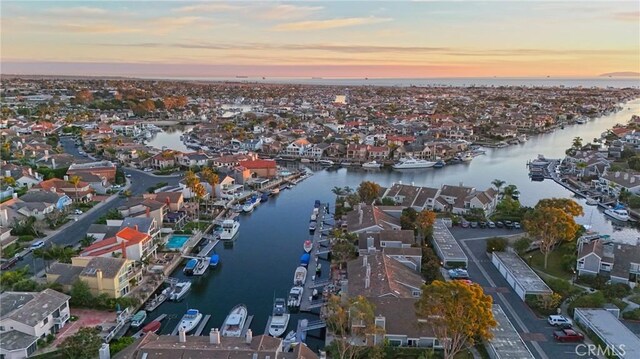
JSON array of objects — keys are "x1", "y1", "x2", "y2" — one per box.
[{"x1": 166, "y1": 234, "x2": 191, "y2": 250}]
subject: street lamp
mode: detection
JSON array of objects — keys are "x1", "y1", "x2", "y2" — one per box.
[{"x1": 528, "y1": 255, "x2": 532, "y2": 265}]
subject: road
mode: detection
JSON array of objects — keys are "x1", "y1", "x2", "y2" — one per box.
[
  {"x1": 450, "y1": 227, "x2": 599, "y2": 359},
  {"x1": 15, "y1": 137, "x2": 181, "y2": 275}
]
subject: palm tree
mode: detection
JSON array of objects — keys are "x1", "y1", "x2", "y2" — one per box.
[
  {"x1": 80, "y1": 235, "x2": 96, "y2": 248},
  {"x1": 193, "y1": 183, "x2": 207, "y2": 222},
  {"x1": 200, "y1": 168, "x2": 219, "y2": 214},
  {"x1": 503, "y1": 184, "x2": 518, "y2": 198},
  {"x1": 331, "y1": 186, "x2": 345, "y2": 198},
  {"x1": 491, "y1": 179, "x2": 505, "y2": 195},
  {"x1": 572, "y1": 136, "x2": 583, "y2": 150},
  {"x1": 343, "y1": 186, "x2": 354, "y2": 195},
  {"x1": 68, "y1": 175, "x2": 82, "y2": 203}
]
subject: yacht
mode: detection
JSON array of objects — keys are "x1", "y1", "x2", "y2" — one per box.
[
  {"x1": 271, "y1": 187, "x2": 280, "y2": 195},
  {"x1": 268, "y1": 298, "x2": 290, "y2": 337},
  {"x1": 392, "y1": 157, "x2": 437, "y2": 169},
  {"x1": 362, "y1": 161, "x2": 382, "y2": 169},
  {"x1": 433, "y1": 160, "x2": 445, "y2": 168},
  {"x1": 575, "y1": 116, "x2": 588, "y2": 124},
  {"x1": 287, "y1": 286, "x2": 303, "y2": 309},
  {"x1": 221, "y1": 304, "x2": 248, "y2": 337},
  {"x1": 319, "y1": 160, "x2": 334, "y2": 166},
  {"x1": 303, "y1": 240, "x2": 313, "y2": 253},
  {"x1": 130, "y1": 310, "x2": 147, "y2": 328},
  {"x1": 242, "y1": 196, "x2": 259, "y2": 212},
  {"x1": 604, "y1": 204, "x2": 630, "y2": 221},
  {"x1": 293, "y1": 266, "x2": 307, "y2": 285},
  {"x1": 309, "y1": 221, "x2": 316, "y2": 232},
  {"x1": 144, "y1": 293, "x2": 167, "y2": 312},
  {"x1": 460, "y1": 153, "x2": 473, "y2": 162},
  {"x1": 170, "y1": 281, "x2": 191, "y2": 301},
  {"x1": 178, "y1": 309, "x2": 202, "y2": 333},
  {"x1": 219, "y1": 219, "x2": 240, "y2": 240}
]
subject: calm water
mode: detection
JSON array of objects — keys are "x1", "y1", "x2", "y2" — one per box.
[{"x1": 148, "y1": 98, "x2": 640, "y2": 346}]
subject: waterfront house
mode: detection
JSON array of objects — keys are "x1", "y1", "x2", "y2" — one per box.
[
  {"x1": 238, "y1": 159, "x2": 277, "y2": 179},
  {"x1": 80, "y1": 226, "x2": 155, "y2": 261},
  {"x1": 346, "y1": 144, "x2": 369, "y2": 160},
  {"x1": 285, "y1": 138, "x2": 311, "y2": 157},
  {"x1": 47, "y1": 256, "x2": 142, "y2": 298},
  {"x1": 0, "y1": 289, "x2": 71, "y2": 359},
  {"x1": 1, "y1": 163, "x2": 43, "y2": 188},
  {"x1": 118, "y1": 198, "x2": 167, "y2": 228},
  {"x1": 175, "y1": 152, "x2": 211, "y2": 168},
  {"x1": 382, "y1": 183, "x2": 440, "y2": 210},
  {"x1": 145, "y1": 191, "x2": 184, "y2": 211},
  {"x1": 150, "y1": 151, "x2": 177, "y2": 170},
  {"x1": 357, "y1": 230, "x2": 416, "y2": 254},
  {"x1": 433, "y1": 184, "x2": 497, "y2": 215},
  {"x1": 577, "y1": 239, "x2": 640, "y2": 285},
  {"x1": 344, "y1": 204, "x2": 402, "y2": 233},
  {"x1": 598, "y1": 171, "x2": 640, "y2": 196}
]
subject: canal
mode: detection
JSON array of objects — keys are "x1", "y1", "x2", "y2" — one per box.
[{"x1": 148, "y1": 98, "x2": 640, "y2": 345}]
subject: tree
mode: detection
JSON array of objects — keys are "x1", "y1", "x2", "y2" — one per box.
[
  {"x1": 503, "y1": 184, "x2": 519, "y2": 199},
  {"x1": 193, "y1": 182, "x2": 207, "y2": 220},
  {"x1": 415, "y1": 281, "x2": 497, "y2": 359},
  {"x1": 357, "y1": 181, "x2": 381, "y2": 204},
  {"x1": 200, "y1": 167, "x2": 219, "y2": 214},
  {"x1": 81, "y1": 235, "x2": 96, "y2": 248},
  {"x1": 70, "y1": 279, "x2": 93, "y2": 307},
  {"x1": 491, "y1": 179, "x2": 505, "y2": 194},
  {"x1": 572, "y1": 137, "x2": 583, "y2": 150},
  {"x1": 331, "y1": 238, "x2": 357, "y2": 270},
  {"x1": 416, "y1": 210, "x2": 436, "y2": 242},
  {"x1": 324, "y1": 295, "x2": 380, "y2": 359},
  {"x1": 1, "y1": 176, "x2": 16, "y2": 187},
  {"x1": 421, "y1": 246, "x2": 441, "y2": 284},
  {"x1": 68, "y1": 175, "x2": 82, "y2": 203},
  {"x1": 513, "y1": 237, "x2": 532, "y2": 254},
  {"x1": 332, "y1": 186, "x2": 346, "y2": 198},
  {"x1": 59, "y1": 327, "x2": 103, "y2": 359},
  {"x1": 523, "y1": 198, "x2": 583, "y2": 269},
  {"x1": 400, "y1": 207, "x2": 418, "y2": 231}
]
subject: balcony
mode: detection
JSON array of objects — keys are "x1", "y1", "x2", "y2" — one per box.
[{"x1": 54, "y1": 312, "x2": 70, "y2": 325}]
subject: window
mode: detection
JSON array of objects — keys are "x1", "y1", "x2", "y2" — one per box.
[
  {"x1": 412, "y1": 290, "x2": 421, "y2": 298},
  {"x1": 0, "y1": 326, "x2": 4, "y2": 331},
  {"x1": 43, "y1": 317, "x2": 48, "y2": 325},
  {"x1": 578, "y1": 260, "x2": 585, "y2": 269}
]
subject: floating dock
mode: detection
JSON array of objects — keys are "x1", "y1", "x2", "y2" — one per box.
[
  {"x1": 240, "y1": 315, "x2": 254, "y2": 337},
  {"x1": 131, "y1": 314, "x2": 167, "y2": 339},
  {"x1": 193, "y1": 314, "x2": 211, "y2": 336},
  {"x1": 299, "y1": 202, "x2": 332, "y2": 312},
  {"x1": 197, "y1": 239, "x2": 220, "y2": 257}
]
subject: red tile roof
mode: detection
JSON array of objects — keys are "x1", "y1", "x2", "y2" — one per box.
[
  {"x1": 239, "y1": 160, "x2": 277, "y2": 169},
  {"x1": 116, "y1": 227, "x2": 150, "y2": 244}
]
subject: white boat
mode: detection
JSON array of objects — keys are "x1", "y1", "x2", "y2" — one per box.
[
  {"x1": 303, "y1": 240, "x2": 313, "y2": 253},
  {"x1": 242, "y1": 196, "x2": 259, "y2": 212},
  {"x1": 575, "y1": 116, "x2": 588, "y2": 124},
  {"x1": 319, "y1": 160, "x2": 334, "y2": 166},
  {"x1": 271, "y1": 187, "x2": 280, "y2": 195},
  {"x1": 287, "y1": 286, "x2": 303, "y2": 308},
  {"x1": 362, "y1": 161, "x2": 382, "y2": 169},
  {"x1": 130, "y1": 310, "x2": 147, "y2": 328},
  {"x1": 178, "y1": 309, "x2": 202, "y2": 333},
  {"x1": 309, "y1": 221, "x2": 316, "y2": 232},
  {"x1": 300, "y1": 158, "x2": 312, "y2": 163},
  {"x1": 604, "y1": 205, "x2": 630, "y2": 221},
  {"x1": 293, "y1": 266, "x2": 307, "y2": 286},
  {"x1": 310, "y1": 213, "x2": 317, "y2": 221},
  {"x1": 221, "y1": 304, "x2": 248, "y2": 337},
  {"x1": 392, "y1": 157, "x2": 436, "y2": 169},
  {"x1": 586, "y1": 197, "x2": 599, "y2": 206},
  {"x1": 219, "y1": 219, "x2": 240, "y2": 240},
  {"x1": 184, "y1": 257, "x2": 208, "y2": 276},
  {"x1": 170, "y1": 281, "x2": 191, "y2": 301},
  {"x1": 268, "y1": 298, "x2": 290, "y2": 337},
  {"x1": 460, "y1": 153, "x2": 473, "y2": 162},
  {"x1": 144, "y1": 293, "x2": 167, "y2": 312}
]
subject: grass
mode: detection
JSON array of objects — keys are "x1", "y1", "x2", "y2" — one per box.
[
  {"x1": 526, "y1": 244, "x2": 574, "y2": 280},
  {"x1": 1, "y1": 242, "x2": 26, "y2": 259},
  {"x1": 183, "y1": 221, "x2": 211, "y2": 232},
  {"x1": 629, "y1": 294, "x2": 640, "y2": 305},
  {"x1": 610, "y1": 298, "x2": 629, "y2": 311}
]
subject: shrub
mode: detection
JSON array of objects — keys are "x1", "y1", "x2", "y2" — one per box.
[
  {"x1": 486, "y1": 237, "x2": 508, "y2": 253},
  {"x1": 602, "y1": 283, "x2": 631, "y2": 299},
  {"x1": 18, "y1": 235, "x2": 34, "y2": 242},
  {"x1": 513, "y1": 237, "x2": 531, "y2": 254},
  {"x1": 623, "y1": 308, "x2": 640, "y2": 320},
  {"x1": 545, "y1": 278, "x2": 572, "y2": 298},
  {"x1": 568, "y1": 292, "x2": 606, "y2": 315},
  {"x1": 576, "y1": 274, "x2": 607, "y2": 289}
]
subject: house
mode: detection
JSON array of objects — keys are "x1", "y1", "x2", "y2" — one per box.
[
  {"x1": 304, "y1": 143, "x2": 329, "y2": 158},
  {"x1": 344, "y1": 204, "x2": 402, "y2": 233},
  {"x1": 150, "y1": 151, "x2": 176, "y2": 169},
  {"x1": 240, "y1": 138, "x2": 263, "y2": 151},
  {"x1": 598, "y1": 171, "x2": 640, "y2": 196},
  {"x1": 34, "y1": 178, "x2": 93, "y2": 203},
  {"x1": 175, "y1": 152, "x2": 210, "y2": 168},
  {"x1": 145, "y1": 192, "x2": 184, "y2": 212},
  {"x1": 357, "y1": 230, "x2": 416, "y2": 253},
  {"x1": 0, "y1": 289, "x2": 71, "y2": 359},
  {"x1": 238, "y1": 160, "x2": 277, "y2": 179},
  {"x1": 118, "y1": 198, "x2": 167, "y2": 228},
  {"x1": 285, "y1": 138, "x2": 311, "y2": 157},
  {"x1": 382, "y1": 183, "x2": 440, "y2": 210},
  {"x1": 346, "y1": 144, "x2": 369, "y2": 160},
  {"x1": 433, "y1": 184, "x2": 498, "y2": 215},
  {"x1": 1, "y1": 163, "x2": 43, "y2": 188},
  {"x1": 80, "y1": 226, "x2": 156, "y2": 262},
  {"x1": 67, "y1": 161, "x2": 117, "y2": 182},
  {"x1": 47, "y1": 256, "x2": 141, "y2": 298},
  {"x1": 577, "y1": 239, "x2": 640, "y2": 285},
  {"x1": 113, "y1": 331, "x2": 318, "y2": 359}
]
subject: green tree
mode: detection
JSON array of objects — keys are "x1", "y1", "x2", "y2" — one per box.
[
  {"x1": 357, "y1": 181, "x2": 382, "y2": 204},
  {"x1": 421, "y1": 246, "x2": 441, "y2": 284},
  {"x1": 513, "y1": 237, "x2": 532, "y2": 254},
  {"x1": 59, "y1": 327, "x2": 103, "y2": 359},
  {"x1": 400, "y1": 207, "x2": 418, "y2": 231},
  {"x1": 324, "y1": 295, "x2": 381, "y2": 359},
  {"x1": 416, "y1": 210, "x2": 436, "y2": 243},
  {"x1": 331, "y1": 238, "x2": 357, "y2": 270},
  {"x1": 70, "y1": 279, "x2": 93, "y2": 307},
  {"x1": 415, "y1": 281, "x2": 497, "y2": 359},
  {"x1": 491, "y1": 179, "x2": 505, "y2": 194},
  {"x1": 572, "y1": 136, "x2": 583, "y2": 150}
]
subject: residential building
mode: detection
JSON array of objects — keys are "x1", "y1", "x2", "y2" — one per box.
[
  {"x1": 238, "y1": 159, "x2": 277, "y2": 179},
  {"x1": 344, "y1": 204, "x2": 402, "y2": 233},
  {"x1": 34, "y1": 178, "x2": 93, "y2": 203},
  {"x1": 67, "y1": 161, "x2": 117, "y2": 182},
  {"x1": 577, "y1": 239, "x2": 640, "y2": 285},
  {"x1": 285, "y1": 138, "x2": 311, "y2": 157},
  {"x1": 80, "y1": 226, "x2": 156, "y2": 261}
]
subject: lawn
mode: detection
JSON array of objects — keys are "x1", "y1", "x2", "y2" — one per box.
[
  {"x1": 525, "y1": 243, "x2": 575, "y2": 280},
  {"x1": 183, "y1": 221, "x2": 211, "y2": 232}
]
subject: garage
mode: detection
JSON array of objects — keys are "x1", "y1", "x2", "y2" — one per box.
[{"x1": 491, "y1": 251, "x2": 552, "y2": 301}]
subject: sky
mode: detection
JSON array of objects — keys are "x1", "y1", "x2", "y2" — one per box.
[{"x1": 1, "y1": 1, "x2": 639, "y2": 78}]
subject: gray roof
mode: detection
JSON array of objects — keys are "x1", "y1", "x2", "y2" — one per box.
[
  {"x1": 120, "y1": 217, "x2": 154, "y2": 234},
  {"x1": 0, "y1": 289, "x2": 70, "y2": 327},
  {"x1": 487, "y1": 305, "x2": 535, "y2": 359},
  {"x1": 87, "y1": 224, "x2": 111, "y2": 235},
  {"x1": 47, "y1": 263, "x2": 84, "y2": 286},
  {"x1": 575, "y1": 308, "x2": 640, "y2": 359},
  {"x1": 492, "y1": 251, "x2": 552, "y2": 294},
  {"x1": 19, "y1": 190, "x2": 61, "y2": 203},
  {"x1": 80, "y1": 257, "x2": 127, "y2": 279},
  {"x1": 0, "y1": 330, "x2": 38, "y2": 351},
  {"x1": 431, "y1": 220, "x2": 468, "y2": 263}
]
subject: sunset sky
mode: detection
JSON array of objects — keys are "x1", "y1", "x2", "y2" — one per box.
[{"x1": 1, "y1": 1, "x2": 639, "y2": 78}]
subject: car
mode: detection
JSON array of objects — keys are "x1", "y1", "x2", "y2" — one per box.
[
  {"x1": 112, "y1": 184, "x2": 121, "y2": 189},
  {"x1": 553, "y1": 328, "x2": 584, "y2": 342},
  {"x1": 479, "y1": 221, "x2": 487, "y2": 228},
  {"x1": 548, "y1": 315, "x2": 572, "y2": 327},
  {"x1": 496, "y1": 221, "x2": 504, "y2": 228},
  {"x1": 30, "y1": 240, "x2": 45, "y2": 250},
  {"x1": 461, "y1": 221, "x2": 470, "y2": 228},
  {"x1": 448, "y1": 268, "x2": 470, "y2": 279},
  {"x1": 126, "y1": 174, "x2": 132, "y2": 178},
  {"x1": 144, "y1": 168, "x2": 154, "y2": 172},
  {"x1": 513, "y1": 222, "x2": 521, "y2": 229},
  {"x1": 470, "y1": 221, "x2": 478, "y2": 228},
  {"x1": 488, "y1": 221, "x2": 496, "y2": 228},
  {"x1": 504, "y1": 220, "x2": 513, "y2": 228},
  {"x1": 74, "y1": 209, "x2": 83, "y2": 215},
  {"x1": 1, "y1": 257, "x2": 19, "y2": 271}
]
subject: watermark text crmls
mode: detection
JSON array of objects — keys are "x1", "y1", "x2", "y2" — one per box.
[{"x1": 575, "y1": 344, "x2": 626, "y2": 357}]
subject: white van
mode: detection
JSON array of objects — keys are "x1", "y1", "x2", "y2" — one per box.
[{"x1": 548, "y1": 315, "x2": 572, "y2": 326}]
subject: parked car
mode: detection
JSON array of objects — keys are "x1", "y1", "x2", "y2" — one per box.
[
  {"x1": 496, "y1": 221, "x2": 504, "y2": 228},
  {"x1": 1, "y1": 257, "x2": 19, "y2": 271},
  {"x1": 548, "y1": 315, "x2": 572, "y2": 327},
  {"x1": 448, "y1": 268, "x2": 470, "y2": 279},
  {"x1": 513, "y1": 222, "x2": 521, "y2": 229},
  {"x1": 504, "y1": 220, "x2": 514, "y2": 229},
  {"x1": 126, "y1": 174, "x2": 132, "y2": 178},
  {"x1": 30, "y1": 241, "x2": 45, "y2": 250},
  {"x1": 553, "y1": 329, "x2": 584, "y2": 342},
  {"x1": 470, "y1": 221, "x2": 478, "y2": 228},
  {"x1": 461, "y1": 220, "x2": 470, "y2": 228},
  {"x1": 74, "y1": 209, "x2": 83, "y2": 215},
  {"x1": 488, "y1": 221, "x2": 496, "y2": 228},
  {"x1": 144, "y1": 168, "x2": 154, "y2": 172},
  {"x1": 479, "y1": 221, "x2": 487, "y2": 228}
]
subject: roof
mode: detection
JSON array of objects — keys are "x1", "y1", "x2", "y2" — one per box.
[
  {"x1": 439, "y1": 184, "x2": 475, "y2": 199},
  {"x1": 347, "y1": 251, "x2": 424, "y2": 298},
  {"x1": 368, "y1": 297, "x2": 435, "y2": 338},
  {"x1": 0, "y1": 289, "x2": 70, "y2": 327},
  {"x1": 358, "y1": 230, "x2": 415, "y2": 250},
  {"x1": 492, "y1": 251, "x2": 552, "y2": 294},
  {"x1": 574, "y1": 308, "x2": 640, "y2": 359},
  {"x1": 239, "y1": 160, "x2": 277, "y2": 169},
  {"x1": 487, "y1": 305, "x2": 535, "y2": 359},
  {"x1": 345, "y1": 204, "x2": 401, "y2": 233},
  {"x1": 80, "y1": 257, "x2": 128, "y2": 278},
  {"x1": 116, "y1": 226, "x2": 151, "y2": 244},
  {"x1": 121, "y1": 217, "x2": 155, "y2": 234},
  {"x1": 153, "y1": 191, "x2": 183, "y2": 204},
  {"x1": 36, "y1": 178, "x2": 89, "y2": 191},
  {"x1": 0, "y1": 330, "x2": 38, "y2": 351},
  {"x1": 431, "y1": 220, "x2": 468, "y2": 262},
  {"x1": 47, "y1": 263, "x2": 84, "y2": 286},
  {"x1": 19, "y1": 190, "x2": 63, "y2": 203}
]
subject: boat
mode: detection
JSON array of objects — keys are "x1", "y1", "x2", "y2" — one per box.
[
  {"x1": 130, "y1": 310, "x2": 147, "y2": 328},
  {"x1": 261, "y1": 192, "x2": 270, "y2": 202},
  {"x1": 287, "y1": 286, "x2": 303, "y2": 308},
  {"x1": 183, "y1": 258, "x2": 198, "y2": 275},
  {"x1": 242, "y1": 196, "x2": 259, "y2": 212},
  {"x1": 604, "y1": 204, "x2": 630, "y2": 221},
  {"x1": 144, "y1": 293, "x2": 167, "y2": 312},
  {"x1": 192, "y1": 257, "x2": 209, "y2": 276},
  {"x1": 300, "y1": 254, "x2": 310, "y2": 267},
  {"x1": 433, "y1": 160, "x2": 445, "y2": 168},
  {"x1": 310, "y1": 213, "x2": 317, "y2": 221},
  {"x1": 219, "y1": 219, "x2": 240, "y2": 240},
  {"x1": 316, "y1": 263, "x2": 322, "y2": 273},
  {"x1": 575, "y1": 116, "x2": 588, "y2": 124},
  {"x1": 586, "y1": 197, "x2": 599, "y2": 206},
  {"x1": 303, "y1": 240, "x2": 313, "y2": 253},
  {"x1": 319, "y1": 159, "x2": 335, "y2": 166},
  {"x1": 392, "y1": 157, "x2": 437, "y2": 169},
  {"x1": 362, "y1": 161, "x2": 382, "y2": 169},
  {"x1": 268, "y1": 298, "x2": 290, "y2": 337},
  {"x1": 209, "y1": 253, "x2": 220, "y2": 267},
  {"x1": 221, "y1": 304, "x2": 248, "y2": 337},
  {"x1": 178, "y1": 309, "x2": 202, "y2": 333},
  {"x1": 271, "y1": 187, "x2": 280, "y2": 195},
  {"x1": 300, "y1": 158, "x2": 312, "y2": 163},
  {"x1": 142, "y1": 320, "x2": 161, "y2": 334},
  {"x1": 293, "y1": 266, "x2": 307, "y2": 285},
  {"x1": 170, "y1": 281, "x2": 191, "y2": 301},
  {"x1": 309, "y1": 221, "x2": 316, "y2": 232},
  {"x1": 460, "y1": 153, "x2": 473, "y2": 162},
  {"x1": 314, "y1": 200, "x2": 321, "y2": 208}
]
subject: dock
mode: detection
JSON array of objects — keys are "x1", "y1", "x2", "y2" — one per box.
[
  {"x1": 299, "y1": 202, "x2": 332, "y2": 312},
  {"x1": 240, "y1": 315, "x2": 254, "y2": 337},
  {"x1": 131, "y1": 314, "x2": 167, "y2": 339},
  {"x1": 264, "y1": 316, "x2": 273, "y2": 335},
  {"x1": 193, "y1": 314, "x2": 211, "y2": 336},
  {"x1": 197, "y1": 239, "x2": 220, "y2": 257}
]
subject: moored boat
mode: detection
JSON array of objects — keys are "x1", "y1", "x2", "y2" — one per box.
[
  {"x1": 242, "y1": 196, "x2": 259, "y2": 212},
  {"x1": 142, "y1": 320, "x2": 161, "y2": 334},
  {"x1": 178, "y1": 309, "x2": 202, "y2": 333},
  {"x1": 392, "y1": 157, "x2": 436, "y2": 169},
  {"x1": 309, "y1": 221, "x2": 316, "y2": 232},
  {"x1": 303, "y1": 240, "x2": 313, "y2": 253},
  {"x1": 268, "y1": 298, "x2": 290, "y2": 337},
  {"x1": 210, "y1": 253, "x2": 220, "y2": 267},
  {"x1": 318, "y1": 159, "x2": 334, "y2": 166},
  {"x1": 219, "y1": 219, "x2": 240, "y2": 240},
  {"x1": 287, "y1": 286, "x2": 303, "y2": 309},
  {"x1": 130, "y1": 310, "x2": 147, "y2": 328},
  {"x1": 433, "y1": 160, "x2": 445, "y2": 168},
  {"x1": 221, "y1": 304, "x2": 248, "y2": 337},
  {"x1": 170, "y1": 281, "x2": 191, "y2": 301},
  {"x1": 261, "y1": 192, "x2": 270, "y2": 202},
  {"x1": 144, "y1": 293, "x2": 167, "y2": 312},
  {"x1": 604, "y1": 204, "x2": 630, "y2": 221},
  {"x1": 271, "y1": 187, "x2": 280, "y2": 195},
  {"x1": 183, "y1": 258, "x2": 198, "y2": 275},
  {"x1": 293, "y1": 266, "x2": 307, "y2": 285},
  {"x1": 300, "y1": 253, "x2": 310, "y2": 267},
  {"x1": 362, "y1": 161, "x2": 382, "y2": 169}
]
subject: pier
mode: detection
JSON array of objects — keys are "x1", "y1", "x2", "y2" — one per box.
[
  {"x1": 240, "y1": 315, "x2": 254, "y2": 337},
  {"x1": 299, "y1": 202, "x2": 332, "y2": 312},
  {"x1": 131, "y1": 314, "x2": 167, "y2": 339},
  {"x1": 193, "y1": 314, "x2": 211, "y2": 336},
  {"x1": 197, "y1": 238, "x2": 220, "y2": 257}
]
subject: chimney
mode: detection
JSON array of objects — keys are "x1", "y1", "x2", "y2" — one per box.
[
  {"x1": 178, "y1": 327, "x2": 187, "y2": 343},
  {"x1": 363, "y1": 255, "x2": 368, "y2": 267},
  {"x1": 615, "y1": 171, "x2": 620, "y2": 178},
  {"x1": 51, "y1": 158, "x2": 56, "y2": 169},
  {"x1": 411, "y1": 181, "x2": 415, "y2": 186},
  {"x1": 64, "y1": 175, "x2": 69, "y2": 181},
  {"x1": 0, "y1": 208, "x2": 8, "y2": 226},
  {"x1": 120, "y1": 241, "x2": 127, "y2": 259},
  {"x1": 209, "y1": 328, "x2": 220, "y2": 344},
  {"x1": 134, "y1": 224, "x2": 139, "y2": 232},
  {"x1": 28, "y1": 167, "x2": 33, "y2": 176},
  {"x1": 624, "y1": 173, "x2": 629, "y2": 180},
  {"x1": 44, "y1": 149, "x2": 49, "y2": 156},
  {"x1": 319, "y1": 351, "x2": 327, "y2": 359},
  {"x1": 96, "y1": 269, "x2": 103, "y2": 293},
  {"x1": 4, "y1": 170, "x2": 10, "y2": 177},
  {"x1": 459, "y1": 181, "x2": 463, "y2": 187},
  {"x1": 12, "y1": 193, "x2": 18, "y2": 200},
  {"x1": 98, "y1": 343, "x2": 111, "y2": 359},
  {"x1": 399, "y1": 180, "x2": 402, "y2": 185},
  {"x1": 245, "y1": 329, "x2": 253, "y2": 344},
  {"x1": 367, "y1": 236, "x2": 374, "y2": 249}
]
